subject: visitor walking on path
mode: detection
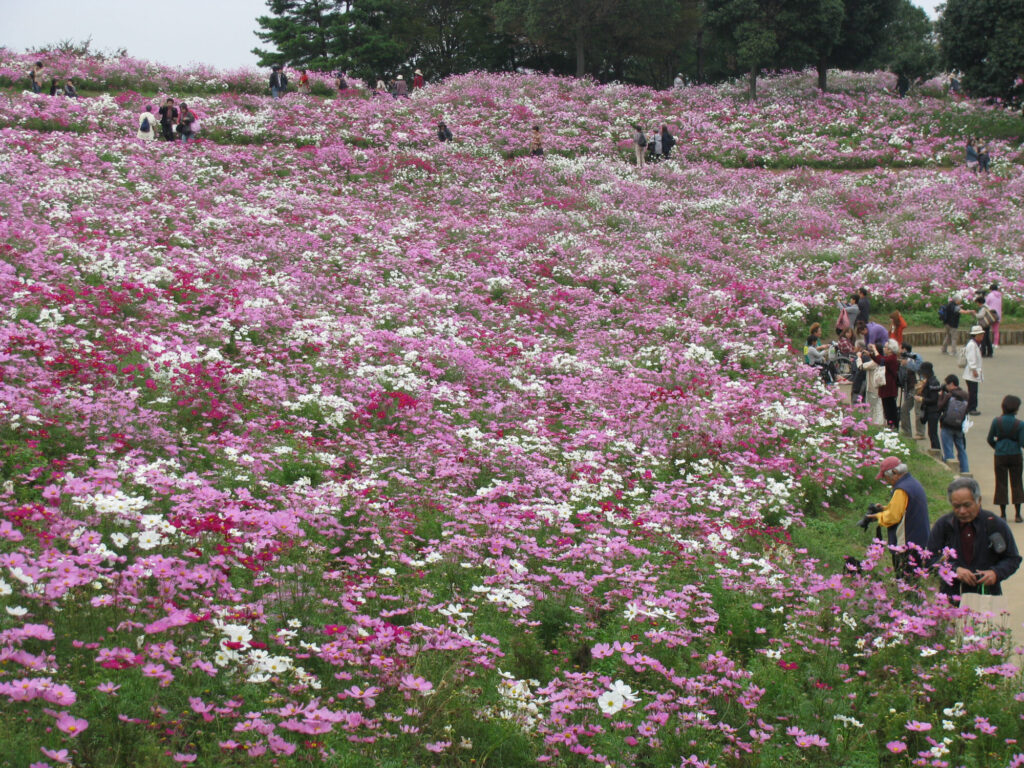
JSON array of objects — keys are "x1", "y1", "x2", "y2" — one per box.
[
  {"x1": 985, "y1": 282, "x2": 1002, "y2": 350},
  {"x1": 939, "y1": 293, "x2": 964, "y2": 356},
  {"x1": 963, "y1": 325, "x2": 984, "y2": 415},
  {"x1": 898, "y1": 343, "x2": 924, "y2": 439},
  {"x1": 939, "y1": 374, "x2": 971, "y2": 475},
  {"x1": 915, "y1": 361, "x2": 942, "y2": 453},
  {"x1": 987, "y1": 395, "x2": 1024, "y2": 522}
]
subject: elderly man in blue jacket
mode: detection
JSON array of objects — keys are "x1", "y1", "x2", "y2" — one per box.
[{"x1": 864, "y1": 456, "x2": 931, "y2": 572}]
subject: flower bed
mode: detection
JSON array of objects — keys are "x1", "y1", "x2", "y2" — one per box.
[{"x1": 0, "y1": 59, "x2": 1022, "y2": 767}]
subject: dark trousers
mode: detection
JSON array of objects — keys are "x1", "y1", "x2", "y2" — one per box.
[
  {"x1": 850, "y1": 369, "x2": 866, "y2": 405},
  {"x1": 161, "y1": 122, "x2": 176, "y2": 141},
  {"x1": 966, "y1": 380, "x2": 979, "y2": 412},
  {"x1": 924, "y1": 409, "x2": 940, "y2": 449},
  {"x1": 981, "y1": 328, "x2": 993, "y2": 357},
  {"x1": 881, "y1": 396, "x2": 899, "y2": 429},
  {"x1": 994, "y1": 453, "x2": 1024, "y2": 506}
]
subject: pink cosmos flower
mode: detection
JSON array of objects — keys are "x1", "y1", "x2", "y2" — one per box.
[
  {"x1": 399, "y1": 674, "x2": 434, "y2": 695},
  {"x1": 905, "y1": 720, "x2": 932, "y2": 732},
  {"x1": 886, "y1": 741, "x2": 907, "y2": 753},
  {"x1": 172, "y1": 756, "x2": 196, "y2": 764},
  {"x1": 54, "y1": 713, "x2": 88, "y2": 737},
  {"x1": 40, "y1": 748, "x2": 69, "y2": 763},
  {"x1": 96, "y1": 682, "x2": 120, "y2": 695}
]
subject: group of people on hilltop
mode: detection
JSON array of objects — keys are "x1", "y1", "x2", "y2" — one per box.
[
  {"x1": 136, "y1": 98, "x2": 199, "y2": 143},
  {"x1": 27, "y1": 61, "x2": 77, "y2": 97},
  {"x1": 804, "y1": 284, "x2": 1023, "y2": 524},
  {"x1": 630, "y1": 123, "x2": 677, "y2": 168},
  {"x1": 265, "y1": 65, "x2": 425, "y2": 100}
]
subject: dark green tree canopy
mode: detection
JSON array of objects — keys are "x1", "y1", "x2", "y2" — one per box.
[
  {"x1": 706, "y1": 0, "x2": 843, "y2": 98},
  {"x1": 252, "y1": 0, "x2": 940, "y2": 91},
  {"x1": 940, "y1": 0, "x2": 1024, "y2": 101}
]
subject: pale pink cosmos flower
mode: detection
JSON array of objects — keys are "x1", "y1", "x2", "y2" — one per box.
[
  {"x1": 54, "y1": 713, "x2": 88, "y2": 737},
  {"x1": 399, "y1": 674, "x2": 434, "y2": 695},
  {"x1": 40, "y1": 748, "x2": 69, "y2": 763},
  {"x1": 886, "y1": 741, "x2": 907, "y2": 753},
  {"x1": 905, "y1": 720, "x2": 932, "y2": 732}
]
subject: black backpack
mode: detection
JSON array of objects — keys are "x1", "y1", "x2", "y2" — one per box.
[{"x1": 942, "y1": 396, "x2": 969, "y2": 428}]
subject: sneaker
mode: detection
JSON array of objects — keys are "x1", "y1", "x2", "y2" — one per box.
[{"x1": 969, "y1": 410, "x2": 981, "y2": 416}]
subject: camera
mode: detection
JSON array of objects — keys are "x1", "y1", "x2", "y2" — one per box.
[{"x1": 857, "y1": 503, "x2": 882, "y2": 530}]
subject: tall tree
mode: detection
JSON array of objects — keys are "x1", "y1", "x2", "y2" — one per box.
[
  {"x1": 253, "y1": 0, "x2": 348, "y2": 69},
  {"x1": 816, "y1": 0, "x2": 900, "y2": 91},
  {"x1": 877, "y1": 0, "x2": 938, "y2": 82},
  {"x1": 494, "y1": 0, "x2": 621, "y2": 77},
  {"x1": 940, "y1": 0, "x2": 1024, "y2": 101},
  {"x1": 705, "y1": 0, "x2": 843, "y2": 99}
]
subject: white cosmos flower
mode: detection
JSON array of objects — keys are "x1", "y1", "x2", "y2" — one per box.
[
  {"x1": 597, "y1": 690, "x2": 625, "y2": 715},
  {"x1": 110, "y1": 533, "x2": 129, "y2": 548},
  {"x1": 6, "y1": 605, "x2": 28, "y2": 617},
  {"x1": 136, "y1": 531, "x2": 162, "y2": 550},
  {"x1": 608, "y1": 680, "x2": 640, "y2": 703}
]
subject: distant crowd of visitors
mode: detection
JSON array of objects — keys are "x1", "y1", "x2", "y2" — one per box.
[
  {"x1": 27, "y1": 61, "x2": 77, "y2": 97},
  {"x1": 804, "y1": 283, "x2": 1022, "y2": 524}
]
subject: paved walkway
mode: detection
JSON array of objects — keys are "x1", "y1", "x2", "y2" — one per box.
[{"x1": 915, "y1": 344, "x2": 1024, "y2": 651}]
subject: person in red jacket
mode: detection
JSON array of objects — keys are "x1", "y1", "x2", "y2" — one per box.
[
  {"x1": 888, "y1": 310, "x2": 907, "y2": 345},
  {"x1": 413, "y1": 69, "x2": 425, "y2": 89}
]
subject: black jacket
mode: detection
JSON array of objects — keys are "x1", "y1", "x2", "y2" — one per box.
[{"x1": 927, "y1": 509, "x2": 1021, "y2": 596}]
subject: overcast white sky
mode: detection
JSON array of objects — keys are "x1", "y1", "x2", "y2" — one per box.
[{"x1": 1, "y1": 0, "x2": 945, "y2": 71}]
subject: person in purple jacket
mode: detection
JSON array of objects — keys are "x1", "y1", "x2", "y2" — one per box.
[{"x1": 855, "y1": 319, "x2": 889, "y2": 349}]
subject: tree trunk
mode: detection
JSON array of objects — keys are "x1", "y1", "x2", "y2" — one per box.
[
  {"x1": 575, "y1": 33, "x2": 585, "y2": 78},
  {"x1": 817, "y1": 56, "x2": 827, "y2": 92},
  {"x1": 749, "y1": 65, "x2": 757, "y2": 101},
  {"x1": 696, "y1": 28, "x2": 704, "y2": 83}
]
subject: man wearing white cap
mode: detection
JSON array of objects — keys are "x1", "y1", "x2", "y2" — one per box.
[{"x1": 963, "y1": 324, "x2": 984, "y2": 415}]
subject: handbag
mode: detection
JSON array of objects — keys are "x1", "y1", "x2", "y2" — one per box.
[
  {"x1": 836, "y1": 307, "x2": 850, "y2": 332},
  {"x1": 870, "y1": 365, "x2": 887, "y2": 390}
]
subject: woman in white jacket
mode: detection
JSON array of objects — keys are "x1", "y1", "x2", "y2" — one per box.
[{"x1": 963, "y1": 324, "x2": 984, "y2": 414}]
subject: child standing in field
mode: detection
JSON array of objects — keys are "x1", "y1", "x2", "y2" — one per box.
[{"x1": 298, "y1": 69, "x2": 310, "y2": 94}]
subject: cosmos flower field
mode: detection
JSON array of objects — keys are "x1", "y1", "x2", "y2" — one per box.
[{"x1": 1, "y1": 52, "x2": 1023, "y2": 767}]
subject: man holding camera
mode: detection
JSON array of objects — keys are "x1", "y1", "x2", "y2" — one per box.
[
  {"x1": 861, "y1": 457, "x2": 931, "y2": 572},
  {"x1": 927, "y1": 477, "x2": 1020, "y2": 598}
]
